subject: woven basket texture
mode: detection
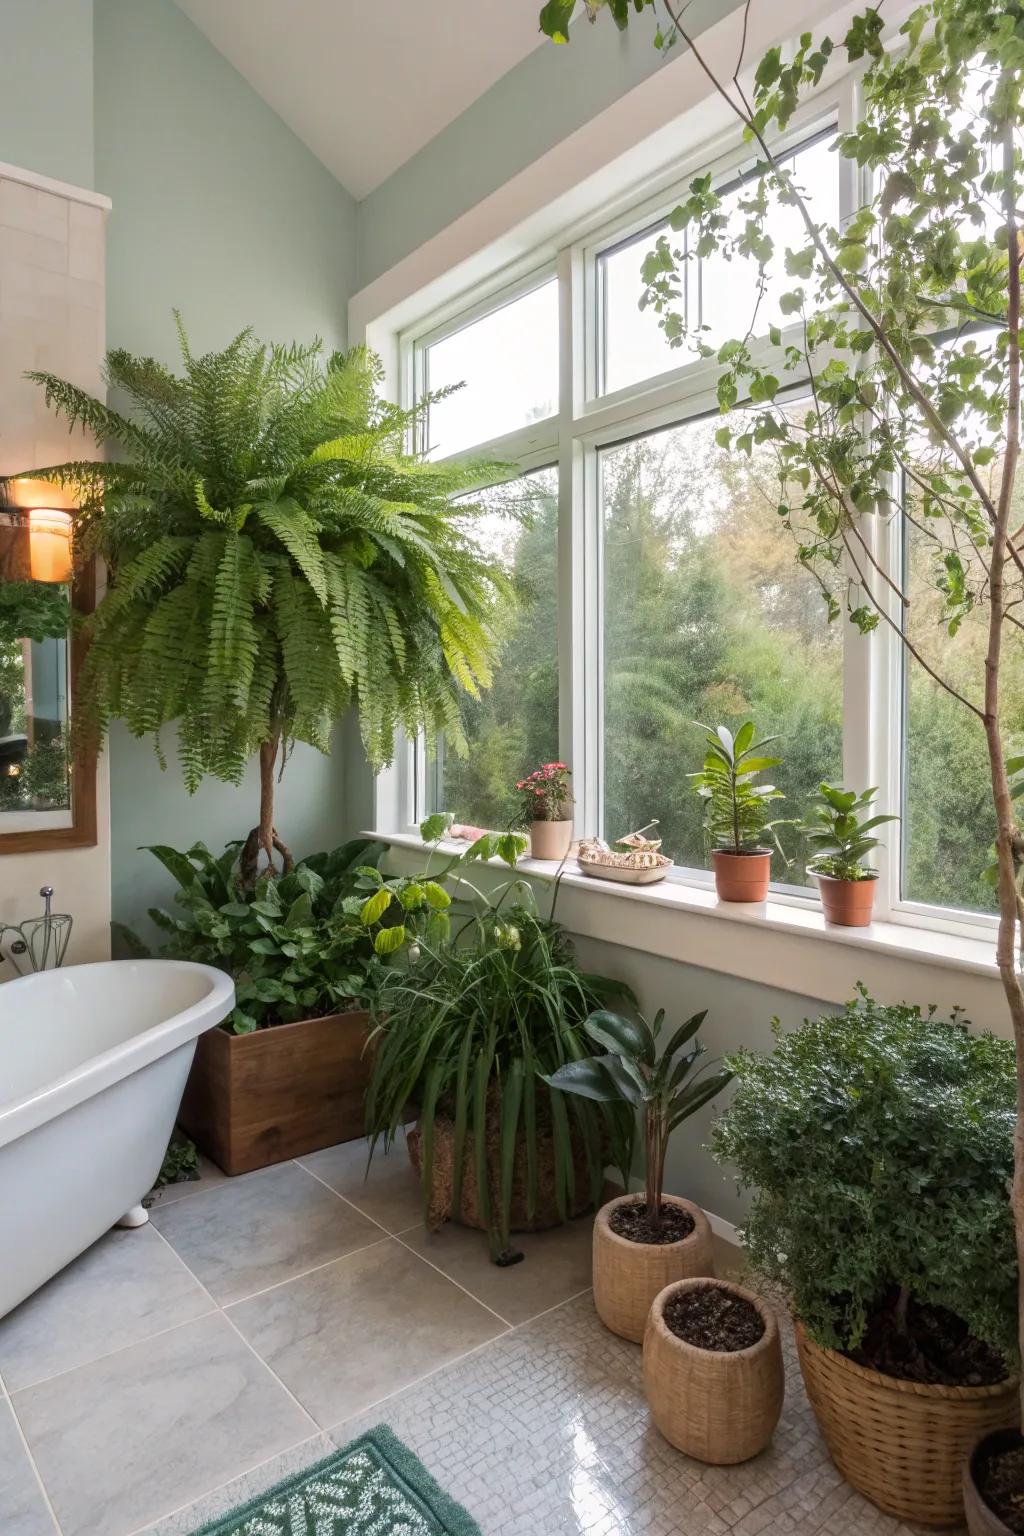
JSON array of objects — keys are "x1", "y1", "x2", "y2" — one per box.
[
  {"x1": 643, "y1": 1278, "x2": 784, "y2": 1464},
  {"x1": 796, "y1": 1322, "x2": 1019, "y2": 1527},
  {"x1": 593, "y1": 1194, "x2": 715, "y2": 1343}
]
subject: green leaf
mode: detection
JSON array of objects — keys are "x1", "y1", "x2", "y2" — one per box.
[
  {"x1": 662, "y1": 1009, "x2": 708, "y2": 1059},
  {"x1": 373, "y1": 923, "x2": 406, "y2": 955},
  {"x1": 419, "y1": 812, "x2": 454, "y2": 843},
  {"x1": 583, "y1": 1009, "x2": 656, "y2": 1065},
  {"x1": 543, "y1": 1058, "x2": 622, "y2": 1103},
  {"x1": 539, "y1": 0, "x2": 576, "y2": 42},
  {"x1": 360, "y1": 888, "x2": 392, "y2": 925},
  {"x1": 423, "y1": 881, "x2": 451, "y2": 910}
]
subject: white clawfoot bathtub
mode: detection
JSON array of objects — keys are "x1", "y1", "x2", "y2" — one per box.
[{"x1": 0, "y1": 959, "x2": 234, "y2": 1319}]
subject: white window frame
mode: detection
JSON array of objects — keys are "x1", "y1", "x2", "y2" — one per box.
[{"x1": 382, "y1": 68, "x2": 1000, "y2": 946}]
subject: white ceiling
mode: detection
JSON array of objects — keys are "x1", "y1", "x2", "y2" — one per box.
[{"x1": 174, "y1": 1, "x2": 549, "y2": 200}]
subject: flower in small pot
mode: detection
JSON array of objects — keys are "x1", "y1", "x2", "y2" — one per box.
[
  {"x1": 515, "y1": 761, "x2": 574, "y2": 860},
  {"x1": 544, "y1": 1005, "x2": 733, "y2": 1342},
  {"x1": 800, "y1": 783, "x2": 897, "y2": 927},
  {"x1": 689, "y1": 721, "x2": 786, "y2": 901},
  {"x1": 711, "y1": 989, "x2": 1018, "y2": 1527},
  {"x1": 643, "y1": 1277, "x2": 784, "y2": 1464}
]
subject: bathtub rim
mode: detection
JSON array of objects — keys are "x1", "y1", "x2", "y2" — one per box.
[{"x1": 0, "y1": 959, "x2": 235, "y2": 1150}]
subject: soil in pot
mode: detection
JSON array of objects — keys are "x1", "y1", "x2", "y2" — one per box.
[
  {"x1": 663, "y1": 1285, "x2": 765, "y2": 1352},
  {"x1": 609, "y1": 1199, "x2": 695, "y2": 1246},
  {"x1": 849, "y1": 1288, "x2": 1007, "y2": 1388},
  {"x1": 970, "y1": 1431, "x2": 1024, "y2": 1534}
]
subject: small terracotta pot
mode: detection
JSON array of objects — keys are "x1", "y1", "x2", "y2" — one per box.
[
  {"x1": 712, "y1": 849, "x2": 771, "y2": 902},
  {"x1": 964, "y1": 1429, "x2": 1023, "y2": 1535},
  {"x1": 529, "y1": 819, "x2": 573, "y2": 860},
  {"x1": 593, "y1": 1194, "x2": 714, "y2": 1343},
  {"x1": 814, "y1": 870, "x2": 878, "y2": 927},
  {"x1": 643, "y1": 1278, "x2": 784, "y2": 1464}
]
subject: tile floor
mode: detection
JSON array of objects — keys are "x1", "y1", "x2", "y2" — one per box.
[{"x1": 0, "y1": 1136, "x2": 953, "y2": 1536}]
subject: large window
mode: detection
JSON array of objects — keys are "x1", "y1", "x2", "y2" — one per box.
[
  {"x1": 426, "y1": 469, "x2": 559, "y2": 828},
  {"x1": 393, "y1": 91, "x2": 1008, "y2": 937},
  {"x1": 601, "y1": 409, "x2": 842, "y2": 884}
]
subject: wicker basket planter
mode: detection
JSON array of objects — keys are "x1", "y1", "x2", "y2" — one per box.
[
  {"x1": 593, "y1": 1194, "x2": 714, "y2": 1343},
  {"x1": 796, "y1": 1322, "x2": 1018, "y2": 1527},
  {"x1": 407, "y1": 1114, "x2": 592, "y2": 1233},
  {"x1": 643, "y1": 1278, "x2": 784, "y2": 1464},
  {"x1": 963, "y1": 1429, "x2": 1023, "y2": 1535}
]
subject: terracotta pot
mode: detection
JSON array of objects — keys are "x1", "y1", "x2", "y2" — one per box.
[
  {"x1": 964, "y1": 1429, "x2": 1023, "y2": 1535},
  {"x1": 529, "y1": 819, "x2": 574, "y2": 860},
  {"x1": 643, "y1": 1278, "x2": 784, "y2": 1464},
  {"x1": 407, "y1": 1114, "x2": 593, "y2": 1233},
  {"x1": 796, "y1": 1322, "x2": 1018, "y2": 1527},
  {"x1": 814, "y1": 870, "x2": 878, "y2": 927},
  {"x1": 178, "y1": 1010, "x2": 372, "y2": 1176},
  {"x1": 593, "y1": 1194, "x2": 714, "y2": 1343},
  {"x1": 712, "y1": 848, "x2": 771, "y2": 902}
]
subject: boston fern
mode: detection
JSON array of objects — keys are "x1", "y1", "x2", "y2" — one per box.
[{"x1": 19, "y1": 319, "x2": 516, "y2": 882}]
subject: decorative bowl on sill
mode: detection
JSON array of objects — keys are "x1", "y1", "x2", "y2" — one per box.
[{"x1": 577, "y1": 823, "x2": 671, "y2": 886}]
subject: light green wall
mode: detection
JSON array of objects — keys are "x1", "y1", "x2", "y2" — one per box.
[
  {"x1": 93, "y1": 0, "x2": 358, "y2": 933},
  {"x1": 355, "y1": 0, "x2": 742, "y2": 287},
  {"x1": 0, "y1": 0, "x2": 94, "y2": 189}
]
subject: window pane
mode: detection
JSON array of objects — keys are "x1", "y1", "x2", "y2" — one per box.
[
  {"x1": 600, "y1": 409, "x2": 842, "y2": 884},
  {"x1": 598, "y1": 134, "x2": 839, "y2": 396},
  {"x1": 902, "y1": 483, "x2": 1024, "y2": 914},
  {"x1": 424, "y1": 281, "x2": 558, "y2": 458},
  {"x1": 427, "y1": 468, "x2": 559, "y2": 828}
]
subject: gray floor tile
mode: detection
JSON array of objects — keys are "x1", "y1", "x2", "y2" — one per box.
[
  {"x1": 0, "y1": 1226, "x2": 212, "y2": 1391},
  {"x1": 0, "y1": 1400, "x2": 55, "y2": 1536},
  {"x1": 298, "y1": 1130, "x2": 424, "y2": 1234},
  {"x1": 139, "y1": 1432, "x2": 333, "y2": 1536},
  {"x1": 13, "y1": 1312, "x2": 313, "y2": 1536},
  {"x1": 146, "y1": 1151, "x2": 228, "y2": 1209},
  {"x1": 150, "y1": 1160, "x2": 382, "y2": 1304},
  {"x1": 400, "y1": 1215, "x2": 593, "y2": 1325},
  {"x1": 228, "y1": 1238, "x2": 507, "y2": 1428}
]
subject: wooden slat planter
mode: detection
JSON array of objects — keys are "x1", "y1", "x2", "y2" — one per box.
[{"x1": 178, "y1": 1010, "x2": 372, "y2": 1176}]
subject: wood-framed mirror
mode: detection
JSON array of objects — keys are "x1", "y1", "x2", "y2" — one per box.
[{"x1": 0, "y1": 508, "x2": 98, "y2": 854}]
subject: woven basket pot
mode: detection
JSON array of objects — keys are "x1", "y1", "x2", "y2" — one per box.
[
  {"x1": 593, "y1": 1194, "x2": 714, "y2": 1343},
  {"x1": 407, "y1": 1115, "x2": 592, "y2": 1233},
  {"x1": 643, "y1": 1278, "x2": 784, "y2": 1464},
  {"x1": 796, "y1": 1322, "x2": 1019, "y2": 1527},
  {"x1": 963, "y1": 1429, "x2": 1023, "y2": 1535}
]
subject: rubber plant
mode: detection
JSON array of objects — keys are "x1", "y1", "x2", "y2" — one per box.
[
  {"x1": 541, "y1": 0, "x2": 1024, "y2": 1421},
  {"x1": 13, "y1": 321, "x2": 516, "y2": 885}
]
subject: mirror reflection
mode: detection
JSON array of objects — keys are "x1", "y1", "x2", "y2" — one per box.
[{"x1": 0, "y1": 514, "x2": 72, "y2": 818}]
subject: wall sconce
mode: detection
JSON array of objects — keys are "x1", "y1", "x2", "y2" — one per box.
[{"x1": 28, "y1": 510, "x2": 73, "y2": 584}]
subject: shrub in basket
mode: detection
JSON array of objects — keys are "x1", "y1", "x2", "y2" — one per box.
[
  {"x1": 799, "y1": 783, "x2": 897, "y2": 927},
  {"x1": 545, "y1": 1005, "x2": 733, "y2": 1342},
  {"x1": 689, "y1": 721, "x2": 788, "y2": 902},
  {"x1": 365, "y1": 842, "x2": 632, "y2": 1264},
  {"x1": 712, "y1": 989, "x2": 1018, "y2": 1526}
]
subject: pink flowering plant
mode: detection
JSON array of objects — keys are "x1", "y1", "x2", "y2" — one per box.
[{"x1": 514, "y1": 762, "x2": 574, "y2": 824}]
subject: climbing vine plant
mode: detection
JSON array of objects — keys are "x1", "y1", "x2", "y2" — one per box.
[{"x1": 16, "y1": 321, "x2": 516, "y2": 883}]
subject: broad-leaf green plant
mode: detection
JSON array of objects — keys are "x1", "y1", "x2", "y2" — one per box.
[
  {"x1": 711, "y1": 989, "x2": 1017, "y2": 1367},
  {"x1": 544, "y1": 1006, "x2": 733, "y2": 1229},
  {"x1": 800, "y1": 784, "x2": 898, "y2": 882},
  {"x1": 0, "y1": 580, "x2": 69, "y2": 646},
  {"x1": 689, "y1": 720, "x2": 786, "y2": 855},
  {"x1": 15, "y1": 322, "x2": 518, "y2": 884}
]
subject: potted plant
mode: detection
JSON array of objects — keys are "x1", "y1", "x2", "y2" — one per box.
[
  {"x1": 800, "y1": 784, "x2": 898, "y2": 927},
  {"x1": 712, "y1": 990, "x2": 1018, "y2": 1526},
  {"x1": 545, "y1": 1005, "x2": 732, "y2": 1341},
  {"x1": 365, "y1": 835, "x2": 632, "y2": 1263},
  {"x1": 689, "y1": 721, "x2": 786, "y2": 902},
  {"x1": 515, "y1": 761, "x2": 574, "y2": 860},
  {"x1": 118, "y1": 838, "x2": 389, "y2": 1174},
  {"x1": 643, "y1": 1277, "x2": 784, "y2": 1464}
]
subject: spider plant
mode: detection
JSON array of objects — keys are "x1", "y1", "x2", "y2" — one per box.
[{"x1": 365, "y1": 874, "x2": 633, "y2": 1262}]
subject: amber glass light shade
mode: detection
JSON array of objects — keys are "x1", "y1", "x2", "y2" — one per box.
[{"x1": 28, "y1": 509, "x2": 73, "y2": 583}]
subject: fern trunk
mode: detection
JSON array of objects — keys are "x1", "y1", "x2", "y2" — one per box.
[{"x1": 239, "y1": 735, "x2": 294, "y2": 890}]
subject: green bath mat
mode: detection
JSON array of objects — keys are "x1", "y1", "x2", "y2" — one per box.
[{"x1": 188, "y1": 1426, "x2": 481, "y2": 1536}]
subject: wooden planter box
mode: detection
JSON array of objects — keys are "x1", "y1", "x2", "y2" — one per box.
[{"x1": 178, "y1": 1010, "x2": 373, "y2": 1176}]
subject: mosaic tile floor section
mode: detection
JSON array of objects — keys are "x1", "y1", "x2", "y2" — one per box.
[{"x1": 0, "y1": 1136, "x2": 958, "y2": 1536}]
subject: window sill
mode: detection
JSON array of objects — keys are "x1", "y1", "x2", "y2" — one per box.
[{"x1": 368, "y1": 831, "x2": 1010, "y2": 1026}]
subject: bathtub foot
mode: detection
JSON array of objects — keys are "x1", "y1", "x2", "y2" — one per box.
[{"x1": 115, "y1": 1204, "x2": 150, "y2": 1230}]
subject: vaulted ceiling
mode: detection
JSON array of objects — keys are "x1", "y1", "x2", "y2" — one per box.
[{"x1": 174, "y1": 1, "x2": 549, "y2": 199}]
